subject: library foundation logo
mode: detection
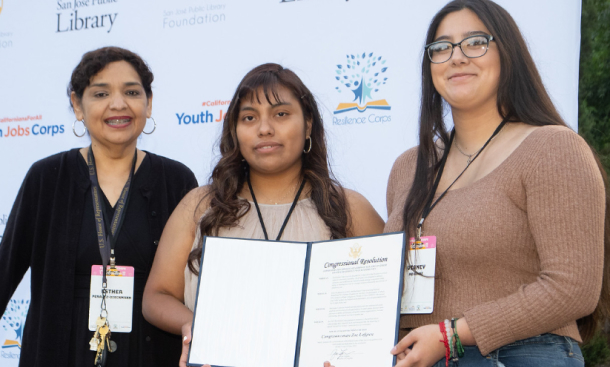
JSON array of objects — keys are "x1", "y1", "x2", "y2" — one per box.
[
  {"x1": 1, "y1": 299, "x2": 29, "y2": 360},
  {"x1": 332, "y1": 52, "x2": 392, "y2": 126},
  {"x1": 0, "y1": 31, "x2": 12, "y2": 51},
  {"x1": 56, "y1": 0, "x2": 119, "y2": 33},
  {"x1": 280, "y1": 0, "x2": 350, "y2": 3},
  {"x1": 162, "y1": 3, "x2": 227, "y2": 29},
  {"x1": 0, "y1": 0, "x2": 15, "y2": 51}
]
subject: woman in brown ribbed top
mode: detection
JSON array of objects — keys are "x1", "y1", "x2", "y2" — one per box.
[{"x1": 386, "y1": 1, "x2": 609, "y2": 366}]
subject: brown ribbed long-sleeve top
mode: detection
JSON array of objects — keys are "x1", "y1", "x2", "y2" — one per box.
[{"x1": 384, "y1": 126, "x2": 605, "y2": 355}]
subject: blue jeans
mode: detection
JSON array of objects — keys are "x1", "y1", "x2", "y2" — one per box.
[{"x1": 432, "y1": 334, "x2": 584, "y2": 367}]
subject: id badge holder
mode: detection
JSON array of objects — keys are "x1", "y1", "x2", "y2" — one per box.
[
  {"x1": 88, "y1": 265, "x2": 135, "y2": 332},
  {"x1": 401, "y1": 236, "x2": 436, "y2": 314}
]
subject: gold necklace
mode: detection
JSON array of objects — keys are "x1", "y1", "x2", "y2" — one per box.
[{"x1": 252, "y1": 181, "x2": 299, "y2": 205}]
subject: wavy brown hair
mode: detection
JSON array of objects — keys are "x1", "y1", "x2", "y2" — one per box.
[
  {"x1": 188, "y1": 63, "x2": 349, "y2": 274},
  {"x1": 402, "y1": 0, "x2": 610, "y2": 342}
]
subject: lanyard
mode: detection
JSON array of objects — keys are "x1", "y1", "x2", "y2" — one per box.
[
  {"x1": 247, "y1": 173, "x2": 306, "y2": 241},
  {"x1": 87, "y1": 146, "x2": 137, "y2": 286},
  {"x1": 416, "y1": 119, "x2": 507, "y2": 241}
]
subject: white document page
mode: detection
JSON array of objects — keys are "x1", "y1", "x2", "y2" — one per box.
[
  {"x1": 188, "y1": 237, "x2": 308, "y2": 367},
  {"x1": 298, "y1": 233, "x2": 404, "y2": 367}
]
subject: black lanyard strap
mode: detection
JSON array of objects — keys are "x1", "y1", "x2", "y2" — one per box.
[
  {"x1": 247, "y1": 173, "x2": 306, "y2": 241},
  {"x1": 87, "y1": 146, "x2": 137, "y2": 285},
  {"x1": 417, "y1": 118, "x2": 508, "y2": 239}
]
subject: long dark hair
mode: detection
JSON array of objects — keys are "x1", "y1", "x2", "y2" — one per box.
[
  {"x1": 402, "y1": 0, "x2": 610, "y2": 342},
  {"x1": 188, "y1": 63, "x2": 349, "y2": 273}
]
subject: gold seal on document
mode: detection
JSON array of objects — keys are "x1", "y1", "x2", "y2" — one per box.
[{"x1": 349, "y1": 243, "x2": 362, "y2": 259}]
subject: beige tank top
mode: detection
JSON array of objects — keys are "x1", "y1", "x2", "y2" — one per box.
[{"x1": 184, "y1": 198, "x2": 331, "y2": 310}]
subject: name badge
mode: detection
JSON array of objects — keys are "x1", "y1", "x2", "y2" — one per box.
[
  {"x1": 401, "y1": 236, "x2": 436, "y2": 314},
  {"x1": 88, "y1": 265, "x2": 134, "y2": 332}
]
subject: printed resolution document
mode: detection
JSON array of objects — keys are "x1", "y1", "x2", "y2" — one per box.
[{"x1": 187, "y1": 232, "x2": 405, "y2": 367}]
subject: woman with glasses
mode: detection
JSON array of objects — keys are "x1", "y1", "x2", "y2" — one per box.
[{"x1": 385, "y1": 0, "x2": 609, "y2": 366}]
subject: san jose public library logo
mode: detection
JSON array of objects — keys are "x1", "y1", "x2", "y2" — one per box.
[
  {"x1": 0, "y1": 0, "x2": 4, "y2": 16},
  {"x1": 1, "y1": 299, "x2": 29, "y2": 359},
  {"x1": 333, "y1": 52, "x2": 390, "y2": 114}
]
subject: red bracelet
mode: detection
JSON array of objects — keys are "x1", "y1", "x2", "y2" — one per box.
[{"x1": 439, "y1": 321, "x2": 450, "y2": 367}]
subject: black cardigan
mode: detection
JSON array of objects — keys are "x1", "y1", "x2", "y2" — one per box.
[{"x1": 0, "y1": 148, "x2": 198, "y2": 366}]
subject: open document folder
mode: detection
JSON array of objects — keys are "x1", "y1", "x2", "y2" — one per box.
[{"x1": 188, "y1": 232, "x2": 406, "y2": 367}]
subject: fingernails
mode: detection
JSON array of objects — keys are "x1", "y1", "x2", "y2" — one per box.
[
  {"x1": 390, "y1": 346, "x2": 396, "y2": 353},
  {"x1": 183, "y1": 336, "x2": 188, "y2": 342}
]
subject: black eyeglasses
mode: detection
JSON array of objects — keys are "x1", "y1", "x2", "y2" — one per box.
[{"x1": 425, "y1": 34, "x2": 495, "y2": 64}]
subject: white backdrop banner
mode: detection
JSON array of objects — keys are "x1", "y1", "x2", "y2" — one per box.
[{"x1": 0, "y1": 0, "x2": 581, "y2": 364}]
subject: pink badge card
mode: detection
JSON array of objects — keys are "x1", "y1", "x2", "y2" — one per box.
[
  {"x1": 402, "y1": 236, "x2": 436, "y2": 314},
  {"x1": 88, "y1": 265, "x2": 135, "y2": 332}
]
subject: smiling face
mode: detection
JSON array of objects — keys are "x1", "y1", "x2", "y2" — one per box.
[
  {"x1": 72, "y1": 60, "x2": 152, "y2": 149},
  {"x1": 236, "y1": 86, "x2": 312, "y2": 176},
  {"x1": 431, "y1": 9, "x2": 501, "y2": 112}
]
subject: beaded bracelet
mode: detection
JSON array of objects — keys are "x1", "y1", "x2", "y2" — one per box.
[
  {"x1": 439, "y1": 321, "x2": 450, "y2": 367},
  {"x1": 444, "y1": 319, "x2": 454, "y2": 360},
  {"x1": 451, "y1": 318, "x2": 465, "y2": 358},
  {"x1": 445, "y1": 319, "x2": 457, "y2": 365}
]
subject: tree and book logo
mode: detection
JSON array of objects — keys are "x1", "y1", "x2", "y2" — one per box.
[
  {"x1": 333, "y1": 52, "x2": 391, "y2": 114},
  {"x1": 1, "y1": 299, "x2": 29, "y2": 353}
]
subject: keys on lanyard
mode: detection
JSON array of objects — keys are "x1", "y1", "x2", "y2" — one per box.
[
  {"x1": 86, "y1": 146, "x2": 136, "y2": 366},
  {"x1": 89, "y1": 316, "x2": 104, "y2": 351},
  {"x1": 90, "y1": 316, "x2": 117, "y2": 366},
  {"x1": 89, "y1": 281, "x2": 117, "y2": 366}
]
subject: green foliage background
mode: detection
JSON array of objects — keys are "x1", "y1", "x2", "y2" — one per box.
[
  {"x1": 580, "y1": 2, "x2": 610, "y2": 365},
  {"x1": 583, "y1": 332, "x2": 610, "y2": 367},
  {"x1": 580, "y1": 0, "x2": 610, "y2": 173}
]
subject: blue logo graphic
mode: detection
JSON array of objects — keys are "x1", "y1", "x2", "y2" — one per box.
[
  {"x1": 1, "y1": 299, "x2": 29, "y2": 351},
  {"x1": 334, "y1": 52, "x2": 390, "y2": 114}
]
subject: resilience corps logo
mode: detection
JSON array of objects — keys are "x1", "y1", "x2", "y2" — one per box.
[
  {"x1": 1, "y1": 299, "x2": 29, "y2": 360},
  {"x1": 0, "y1": 213, "x2": 6, "y2": 242},
  {"x1": 333, "y1": 52, "x2": 391, "y2": 125}
]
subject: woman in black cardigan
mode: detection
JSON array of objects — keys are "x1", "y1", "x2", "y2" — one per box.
[{"x1": 0, "y1": 47, "x2": 198, "y2": 367}]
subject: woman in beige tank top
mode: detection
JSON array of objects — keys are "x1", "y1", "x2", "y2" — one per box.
[{"x1": 142, "y1": 63, "x2": 384, "y2": 367}]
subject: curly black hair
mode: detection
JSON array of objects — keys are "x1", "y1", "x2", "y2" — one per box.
[{"x1": 67, "y1": 46, "x2": 153, "y2": 109}]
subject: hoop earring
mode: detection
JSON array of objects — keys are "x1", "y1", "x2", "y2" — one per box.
[
  {"x1": 143, "y1": 117, "x2": 156, "y2": 135},
  {"x1": 73, "y1": 119, "x2": 87, "y2": 138},
  {"x1": 303, "y1": 136, "x2": 312, "y2": 154}
]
